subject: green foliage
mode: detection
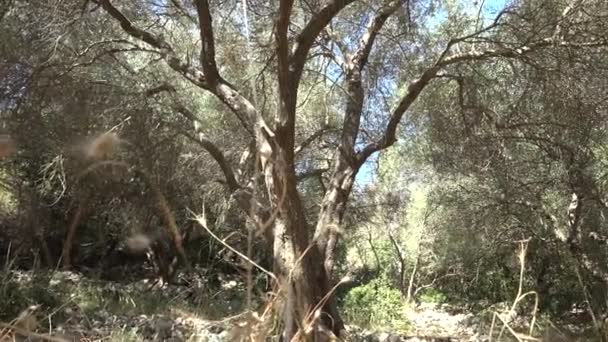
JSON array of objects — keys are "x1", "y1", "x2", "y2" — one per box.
[
  {"x1": 418, "y1": 288, "x2": 448, "y2": 304},
  {"x1": 0, "y1": 181, "x2": 16, "y2": 214},
  {"x1": 107, "y1": 328, "x2": 145, "y2": 342},
  {"x1": 69, "y1": 279, "x2": 242, "y2": 319},
  {"x1": 0, "y1": 270, "x2": 247, "y2": 324},
  {"x1": 342, "y1": 278, "x2": 411, "y2": 333},
  {"x1": 0, "y1": 272, "x2": 62, "y2": 320},
  {"x1": 0, "y1": 276, "x2": 30, "y2": 319}
]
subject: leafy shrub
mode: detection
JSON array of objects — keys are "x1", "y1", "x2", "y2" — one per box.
[
  {"x1": 418, "y1": 288, "x2": 448, "y2": 304},
  {"x1": 0, "y1": 277, "x2": 29, "y2": 319},
  {"x1": 0, "y1": 272, "x2": 63, "y2": 320},
  {"x1": 108, "y1": 327, "x2": 145, "y2": 342},
  {"x1": 342, "y1": 278, "x2": 411, "y2": 333}
]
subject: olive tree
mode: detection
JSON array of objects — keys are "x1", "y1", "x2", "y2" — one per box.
[{"x1": 10, "y1": 0, "x2": 604, "y2": 338}]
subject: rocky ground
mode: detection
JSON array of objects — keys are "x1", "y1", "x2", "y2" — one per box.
[
  {"x1": 0, "y1": 271, "x2": 594, "y2": 341},
  {"x1": 345, "y1": 303, "x2": 488, "y2": 342}
]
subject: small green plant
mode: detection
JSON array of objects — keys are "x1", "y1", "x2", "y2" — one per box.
[
  {"x1": 0, "y1": 276, "x2": 29, "y2": 320},
  {"x1": 342, "y1": 278, "x2": 411, "y2": 333},
  {"x1": 418, "y1": 288, "x2": 448, "y2": 304},
  {"x1": 108, "y1": 327, "x2": 145, "y2": 341},
  {"x1": 70, "y1": 281, "x2": 173, "y2": 317},
  {"x1": 0, "y1": 272, "x2": 63, "y2": 320},
  {"x1": 71, "y1": 283, "x2": 107, "y2": 316}
]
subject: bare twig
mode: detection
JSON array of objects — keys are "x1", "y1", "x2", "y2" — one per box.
[{"x1": 192, "y1": 208, "x2": 277, "y2": 282}]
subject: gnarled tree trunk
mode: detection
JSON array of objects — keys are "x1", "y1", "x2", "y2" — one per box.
[{"x1": 314, "y1": 160, "x2": 358, "y2": 279}]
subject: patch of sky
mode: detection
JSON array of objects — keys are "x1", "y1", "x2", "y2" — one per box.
[
  {"x1": 353, "y1": 0, "x2": 510, "y2": 187},
  {"x1": 0, "y1": 64, "x2": 32, "y2": 111}
]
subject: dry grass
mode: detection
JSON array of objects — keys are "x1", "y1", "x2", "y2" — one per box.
[
  {"x1": 488, "y1": 239, "x2": 539, "y2": 342},
  {"x1": 0, "y1": 305, "x2": 71, "y2": 342}
]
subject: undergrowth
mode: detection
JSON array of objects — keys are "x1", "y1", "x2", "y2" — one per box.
[
  {"x1": 418, "y1": 288, "x2": 448, "y2": 304},
  {"x1": 342, "y1": 277, "x2": 412, "y2": 333},
  {"x1": 0, "y1": 269, "x2": 246, "y2": 330}
]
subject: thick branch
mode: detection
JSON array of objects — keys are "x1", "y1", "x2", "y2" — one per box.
[
  {"x1": 356, "y1": 65, "x2": 438, "y2": 164},
  {"x1": 357, "y1": 37, "x2": 608, "y2": 165},
  {"x1": 65, "y1": 46, "x2": 160, "y2": 74},
  {"x1": 175, "y1": 105, "x2": 240, "y2": 192},
  {"x1": 295, "y1": 127, "x2": 335, "y2": 155},
  {"x1": 96, "y1": 0, "x2": 172, "y2": 51},
  {"x1": 176, "y1": 108, "x2": 271, "y2": 241},
  {"x1": 341, "y1": 1, "x2": 400, "y2": 164},
  {"x1": 97, "y1": 0, "x2": 261, "y2": 134},
  {"x1": 274, "y1": 0, "x2": 298, "y2": 164},
  {"x1": 439, "y1": 39, "x2": 606, "y2": 66},
  {"x1": 96, "y1": 0, "x2": 208, "y2": 88},
  {"x1": 291, "y1": 0, "x2": 356, "y2": 80},
  {"x1": 350, "y1": 1, "x2": 401, "y2": 72},
  {"x1": 387, "y1": 229, "x2": 406, "y2": 294},
  {"x1": 277, "y1": 0, "x2": 295, "y2": 70},
  {"x1": 194, "y1": 0, "x2": 220, "y2": 84}
]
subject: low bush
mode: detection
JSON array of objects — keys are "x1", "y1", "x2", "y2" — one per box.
[
  {"x1": 0, "y1": 272, "x2": 63, "y2": 320},
  {"x1": 418, "y1": 288, "x2": 448, "y2": 304},
  {"x1": 342, "y1": 277, "x2": 411, "y2": 333}
]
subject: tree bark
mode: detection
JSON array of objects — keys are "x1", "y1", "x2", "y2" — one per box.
[
  {"x1": 406, "y1": 254, "x2": 419, "y2": 302},
  {"x1": 61, "y1": 200, "x2": 88, "y2": 269},
  {"x1": 388, "y1": 229, "x2": 407, "y2": 296},
  {"x1": 564, "y1": 165, "x2": 608, "y2": 284},
  {"x1": 312, "y1": 2, "x2": 402, "y2": 279},
  {"x1": 314, "y1": 160, "x2": 358, "y2": 278},
  {"x1": 147, "y1": 180, "x2": 191, "y2": 272},
  {"x1": 264, "y1": 142, "x2": 345, "y2": 338}
]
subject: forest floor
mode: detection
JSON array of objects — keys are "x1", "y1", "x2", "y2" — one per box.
[
  {"x1": 0, "y1": 270, "x2": 596, "y2": 341},
  {"x1": 346, "y1": 302, "x2": 484, "y2": 341},
  {"x1": 405, "y1": 303, "x2": 480, "y2": 339}
]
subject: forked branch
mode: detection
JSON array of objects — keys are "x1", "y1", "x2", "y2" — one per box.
[
  {"x1": 175, "y1": 105, "x2": 240, "y2": 192},
  {"x1": 357, "y1": 26, "x2": 608, "y2": 165},
  {"x1": 291, "y1": 0, "x2": 357, "y2": 80}
]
